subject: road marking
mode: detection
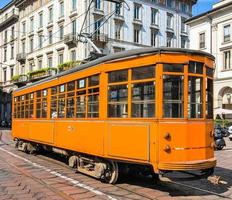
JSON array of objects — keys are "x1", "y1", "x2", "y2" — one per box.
[{"x1": 0, "y1": 147, "x2": 117, "y2": 200}]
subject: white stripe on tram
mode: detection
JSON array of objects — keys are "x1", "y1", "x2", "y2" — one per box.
[{"x1": 0, "y1": 147, "x2": 117, "y2": 200}]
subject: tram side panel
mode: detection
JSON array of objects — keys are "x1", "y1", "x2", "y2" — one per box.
[{"x1": 54, "y1": 120, "x2": 105, "y2": 156}]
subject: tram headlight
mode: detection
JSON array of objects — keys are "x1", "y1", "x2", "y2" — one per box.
[{"x1": 164, "y1": 145, "x2": 171, "y2": 153}]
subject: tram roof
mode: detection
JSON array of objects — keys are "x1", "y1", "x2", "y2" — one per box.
[{"x1": 15, "y1": 47, "x2": 215, "y2": 92}]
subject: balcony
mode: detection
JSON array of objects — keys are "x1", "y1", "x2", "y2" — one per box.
[
  {"x1": 92, "y1": 33, "x2": 108, "y2": 43},
  {"x1": 133, "y1": 18, "x2": 143, "y2": 26},
  {"x1": 93, "y1": 8, "x2": 104, "y2": 18},
  {"x1": 0, "y1": 9, "x2": 19, "y2": 31},
  {"x1": 64, "y1": 34, "x2": 78, "y2": 46},
  {"x1": 11, "y1": 74, "x2": 28, "y2": 87},
  {"x1": 28, "y1": 67, "x2": 57, "y2": 82},
  {"x1": 16, "y1": 53, "x2": 26, "y2": 63},
  {"x1": 58, "y1": 60, "x2": 84, "y2": 72},
  {"x1": 114, "y1": 14, "x2": 125, "y2": 22}
]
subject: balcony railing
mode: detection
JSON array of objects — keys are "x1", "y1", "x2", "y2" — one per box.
[
  {"x1": 64, "y1": 34, "x2": 78, "y2": 45},
  {"x1": 0, "y1": 9, "x2": 19, "y2": 30},
  {"x1": 11, "y1": 74, "x2": 28, "y2": 87},
  {"x1": 92, "y1": 33, "x2": 108, "y2": 43},
  {"x1": 16, "y1": 53, "x2": 26, "y2": 63},
  {"x1": 28, "y1": 68, "x2": 57, "y2": 82}
]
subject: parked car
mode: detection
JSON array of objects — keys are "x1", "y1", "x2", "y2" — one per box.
[{"x1": 214, "y1": 128, "x2": 226, "y2": 150}]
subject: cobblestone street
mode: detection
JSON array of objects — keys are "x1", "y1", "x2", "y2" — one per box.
[{"x1": 0, "y1": 129, "x2": 232, "y2": 200}]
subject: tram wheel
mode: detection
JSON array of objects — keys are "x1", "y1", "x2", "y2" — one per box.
[{"x1": 103, "y1": 160, "x2": 119, "y2": 184}]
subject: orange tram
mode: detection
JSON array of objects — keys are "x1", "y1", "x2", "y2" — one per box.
[{"x1": 12, "y1": 48, "x2": 216, "y2": 183}]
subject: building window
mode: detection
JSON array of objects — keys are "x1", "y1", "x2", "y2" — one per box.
[
  {"x1": 48, "y1": 30, "x2": 53, "y2": 44},
  {"x1": 48, "y1": 57, "x2": 53, "y2": 68},
  {"x1": 29, "y1": 63, "x2": 34, "y2": 72},
  {"x1": 58, "y1": 53, "x2": 63, "y2": 64},
  {"x1": 151, "y1": 30, "x2": 157, "y2": 46},
  {"x1": 151, "y1": 8, "x2": 157, "y2": 25},
  {"x1": 38, "y1": 59, "x2": 42, "y2": 69},
  {"x1": 59, "y1": 26, "x2": 64, "y2": 40},
  {"x1": 224, "y1": 25, "x2": 230, "y2": 43},
  {"x1": 60, "y1": 1, "x2": 64, "y2": 17},
  {"x1": 39, "y1": 12, "x2": 43, "y2": 28},
  {"x1": 134, "y1": 4, "x2": 140, "y2": 20},
  {"x1": 4, "y1": 48, "x2": 7, "y2": 62},
  {"x1": 95, "y1": 0, "x2": 101, "y2": 10},
  {"x1": 11, "y1": 45, "x2": 14, "y2": 59},
  {"x1": 181, "y1": 17, "x2": 186, "y2": 33},
  {"x1": 30, "y1": 37, "x2": 34, "y2": 52},
  {"x1": 199, "y1": 32, "x2": 205, "y2": 49},
  {"x1": 49, "y1": 6, "x2": 53, "y2": 23},
  {"x1": 134, "y1": 27, "x2": 140, "y2": 43},
  {"x1": 11, "y1": 26, "x2": 14, "y2": 39},
  {"x1": 180, "y1": 2, "x2": 189, "y2": 13},
  {"x1": 115, "y1": 23, "x2": 122, "y2": 40},
  {"x1": 4, "y1": 30, "x2": 7, "y2": 43},
  {"x1": 10, "y1": 66, "x2": 14, "y2": 78},
  {"x1": 181, "y1": 36, "x2": 187, "y2": 48},
  {"x1": 115, "y1": 3, "x2": 122, "y2": 15},
  {"x1": 167, "y1": 33, "x2": 173, "y2": 47},
  {"x1": 72, "y1": 20, "x2": 76, "y2": 35},
  {"x1": 22, "y1": 41, "x2": 26, "y2": 54},
  {"x1": 167, "y1": 13, "x2": 173, "y2": 29},
  {"x1": 30, "y1": 17, "x2": 34, "y2": 32},
  {"x1": 71, "y1": 50, "x2": 76, "y2": 61},
  {"x1": 167, "y1": 0, "x2": 174, "y2": 8},
  {"x1": 94, "y1": 20, "x2": 101, "y2": 35},
  {"x1": 3, "y1": 69, "x2": 7, "y2": 82},
  {"x1": 22, "y1": 22, "x2": 26, "y2": 35},
  {"x1": 224, "y1": 51, "x2": 231, "y2": 70},
  {"x1": 39, "y1": 35, "x2": 43, "y2": 48},
  {"x1": 21, "y1": 65, "x2": 25, "y2": 75},
  {"x1": 72, "y1": 0, "x2": 77, "y2": 10}
]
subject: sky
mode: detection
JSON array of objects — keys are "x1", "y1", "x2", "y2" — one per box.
[{"x1": 0, "y1": 0, "x2": 220, "y2": 16}]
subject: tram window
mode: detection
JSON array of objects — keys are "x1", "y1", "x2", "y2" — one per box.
[
  {"x1": 206, "y1": 78, "x2": 213, "y2": 119},
  {"x1": 29, "y1": 93, "x2": 34, "y2": 118},
  {"x1": 132, "y1": 82, "x2": 155, "y2": 118},
  {"x1": 108, "y1": 70, "x2": 128, "y2": 83},
  {"x1": 51, "y1": 86, "x2": 57, "y2": 95},
  {"x1": 60, "y1": 84, "x2": 65, "y2": 93},
  {"x1": 77, "y1": 79, "x2": 86, "y2": 89},
  {"x1": 132, "y1": 66, "x2": 155, "y2": 80},
  {"x1": 36, "y1": 89, "x2": 47, "y2": 118},
  {"x1": 188, "y1": 77, "x2": 203, "y2": 118},
  {"x1": 189, "y1": 61, "x2": 203, "y2": 74},
  {"x1": 163, "y1": 64, "x2": 184, "y2": 73},
  {"x1": 163, "y1": 75, "x2": 184, "y2": 118},
  {"x1": 58, "y1": 94, "x2": 65, "y2": 118},
  {"x1": 36, "y1": 91, "x2": 41, "y2": 98},
  {"x1": 67, "y1": 81, "x2": 75, "y2": 91},
  {"x1": 108, "y1": 85, "x2": 128, "y2": 118},
  {"x1": 88, "y1": 95, "x2": 99, "y2": 118},
  {"x1": 206, "y1": 67, "x2": 214, "y2": 77},
  {"x1": 25, "y1": 95, "x2": 29, "y2": 118},
  {"x1": 21, "y1": 96, "x2": 25, "y2": 118},
  {"x1": 89, "y1": 75, "x2": 99, "y2": 87},
  {"x1": 51, "y1": 95, "x2": 58, "y2": 118},
  {"x1": 76, "y1": 96, "x2": 86, "y2": 118}
]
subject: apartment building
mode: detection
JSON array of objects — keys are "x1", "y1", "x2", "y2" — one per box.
[
  {"x1": 186, "y1": 0, "x2": 232, "y2": 118},
  {"x1": 0, "y1": 0, "x2": 196, "y2": 123}
]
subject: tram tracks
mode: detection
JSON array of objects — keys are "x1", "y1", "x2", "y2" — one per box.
[{"x1": 0, "y1": 138, "x2": 231, "y2": 200}]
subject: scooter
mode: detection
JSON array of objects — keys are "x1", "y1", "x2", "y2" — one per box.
[{"x1": 214, "y1": 129, "x2": 226, "y2": 150}]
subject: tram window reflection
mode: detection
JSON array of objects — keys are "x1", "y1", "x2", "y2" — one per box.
[
  {"x1": 163, "y1": 75, "x2": 184, "y2": 118},
  {"x1": 206, "y1": 67, "x2": 214, "y2": 78},
  {"x1": 189, "y1": 61, "x2": 203, "y2": 74},
  {"x1": 76, "y1": 96, "x2": 86, "y2": 118},
  {"x1": 206, "y1": 78, "x2": 213, "y2": 119},
  {"x1": 163, "y1": 64, "x2": 184, "y2": 73},
  {"x1": 188, "y1": 77, "x2": 203, "y2": 118},
  {"x1": 108, "y1": 70, "x2": 128, "y2": 83},
  {"x1": 108, "y1": 85, "x2": 128, "y2": 117},
  {"x1": 132, "y1": 82, "x2": 155, "y2": 118},
  {"x1": 132, "y1": 66, "x2": 155, "y2": 80}
]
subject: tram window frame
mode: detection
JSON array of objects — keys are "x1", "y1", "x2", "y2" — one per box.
[
  {"x1": 188, "y1": 76, "x2": 203, "y2": 118},
  {"x1": 206, "y1": 77, "x2": 213, "y2": 119},
  {"x1": 131, "y1": 65, "x2": 156, "y2": 118},
  {"x1": 188, "y1": 61, "x2": 204, "y2": 74},
  {"x1": 66, "y1": 81, "x2": 75, "y2": 118},
  {"x1": 163, "y1": 74, "x2": 184, "y2": 118},
  {"x1": 36, "y1": 89, "x2": 48, "y2": 118},
  {"x1": 21, "y1": 95, "x2": 25, "y2": 118},
  {"x1": 51, "y1": 86, "x2": 58, "y2": 118}
]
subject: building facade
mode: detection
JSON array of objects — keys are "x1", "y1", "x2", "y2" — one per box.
[
  {"x1": 186, "y1": 0, "x2": 232, "y2": 117},
  {"x1": 0, "y1": 0, "x2": 196, "y2": 123}
]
